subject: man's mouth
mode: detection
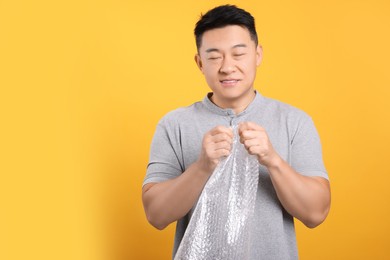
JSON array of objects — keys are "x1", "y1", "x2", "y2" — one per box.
[
  {"x1": 221, "y1": 79, "x2": 239, "y2": 83},
  {"x1": 220, "y1": 79, "x2": 240, "y2": 86}
]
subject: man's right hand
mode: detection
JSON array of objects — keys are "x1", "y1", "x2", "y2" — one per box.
[
  {"x1": 142, "y1": 125, "x2": 233, "y2": 230},
  {"x1": 195, "y1": 126, "x2": 234, "y2": 175}
]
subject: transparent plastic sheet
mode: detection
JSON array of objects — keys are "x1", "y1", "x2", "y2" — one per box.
[{"x1": 174, "y1": 126, "x2": 260, "y2": 260}]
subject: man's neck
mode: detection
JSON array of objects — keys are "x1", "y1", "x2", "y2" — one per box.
[{"x1": 210, "y1": 90, "x2": 256, "y2": 115}]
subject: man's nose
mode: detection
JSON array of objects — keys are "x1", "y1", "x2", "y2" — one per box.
[{"x1": 219, "y1": 56, "x2": 236, "y2": 74}]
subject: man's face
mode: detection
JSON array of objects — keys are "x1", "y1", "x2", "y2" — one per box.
[{"x1": 195, "y1": 25, "x2": 262, "y2": 106}]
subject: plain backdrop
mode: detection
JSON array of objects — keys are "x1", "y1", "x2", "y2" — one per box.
[{"x1": 1, "y1": 0, "x2": 389, "y2": 259}]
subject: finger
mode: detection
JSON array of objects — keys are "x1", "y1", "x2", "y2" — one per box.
[
  {"x1": 238, "y1": 122, "x2": 250, "y2": 136},
  {"x1": 214, "y1": 148, "x2": 230, "y2": 158},
  {"x1": 239, "y1": 121, "x2": 263, "y2": 134},
  {"x1": 211, "y1": 132, "x2": 233, "y2": 144},
  {"x1": 243, "y1": 138, "x2": 260, "y2": 150},
  {"x1": 239, "y1": 130, "x2": 263, "y2": 144},
  {"x1": 213, "y1": 140, "x2": 232, "y2": 151},
  {"x1": 248, "y1": 145, "x2": 262, "y2": 156},
  {"x1": 240, "y1": 130, "x2": 260, "y2": 140},
  {"x1": 210, "y1": 126, "x2": 234, "y2": 138}
]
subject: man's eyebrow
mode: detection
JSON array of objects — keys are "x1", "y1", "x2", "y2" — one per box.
[
  {"x1": 205, "y1": 44, "x2": 247, "y2": 53},
  {"x1": 233, "y1": 44, "x2": 247, "y2": 48},
  {"x1": 205, "y1": 48, "x2": 220, "y2": 53}
]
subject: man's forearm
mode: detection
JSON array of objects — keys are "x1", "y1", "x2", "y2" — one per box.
[
  {"x1": 142, "y1": 162, "x2": 211, "y2": 230},
  {"x1": 267, "y1": 156, "x2": 331, "y2": 228}
]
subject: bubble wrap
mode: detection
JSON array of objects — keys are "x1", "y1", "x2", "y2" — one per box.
[{"x1": 174, "y1": 126, "x2": 260, "y2": 260}]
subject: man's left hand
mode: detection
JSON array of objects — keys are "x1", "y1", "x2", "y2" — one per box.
[{"x1": 238, "y1": 122, "x2": 280, "y2": 168}]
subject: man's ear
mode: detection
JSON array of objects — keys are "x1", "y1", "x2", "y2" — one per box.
[
  {"x1": 256, "y1": 45, "x2": 263, "y2": 67},
  {"x1": 194, "y1": 54, "x2": 204, "y2": 73}
]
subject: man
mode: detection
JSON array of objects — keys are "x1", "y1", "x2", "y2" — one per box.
[{"x1": 142, "y1": 5, "x2": 330, "y2": 259}]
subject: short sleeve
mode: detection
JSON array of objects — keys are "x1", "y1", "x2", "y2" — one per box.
[
  {"x1": 143, "y1": 119, "x2": 184, "y2": 187},
  {"x1": 290, "y1": 116, "x2": 329, "y2": 180}
]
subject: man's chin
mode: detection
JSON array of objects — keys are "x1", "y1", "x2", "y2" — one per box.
[{"x1": 214, "y1": 88, "x2": 253, "y2": 101}]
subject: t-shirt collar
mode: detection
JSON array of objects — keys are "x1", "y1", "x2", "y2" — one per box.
[{"x1": 202, "y1": 90, "x2": 263, "y2": 117}]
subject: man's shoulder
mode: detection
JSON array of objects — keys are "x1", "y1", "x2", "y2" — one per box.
[
  {"x1": 261, "y1": 95, "x2": 310, "y2": 120},
  {"x1": 158, "y1": 100, "x2": 204, "y2": 126}
]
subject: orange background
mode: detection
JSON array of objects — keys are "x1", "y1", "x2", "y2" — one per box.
[{"x1": 1, "y1": 0, "x2": 389, "y2": 259}]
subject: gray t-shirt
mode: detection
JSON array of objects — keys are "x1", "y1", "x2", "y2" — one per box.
[{"x1": 143, "y1": 91, "x2": 328, "y2": 260}]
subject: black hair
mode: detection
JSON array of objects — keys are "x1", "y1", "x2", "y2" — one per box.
[{"x1": 194, "y1": 5, "x2": 258, "y2": 50}]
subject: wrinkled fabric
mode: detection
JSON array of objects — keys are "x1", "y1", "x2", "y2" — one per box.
[{"x1": 174, "y1": 126, "x2": 260, "y2": 260}]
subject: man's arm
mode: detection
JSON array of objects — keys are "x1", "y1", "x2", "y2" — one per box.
[
  {"x1": 267, "y1": 159, "x2": 330, "y2": 228},
  {"x1": 142, "y1": 126, "x2": 233, "y2": 230},
  {"x1": 239, "y1": 122, "x2": 331, "y2": 228}
]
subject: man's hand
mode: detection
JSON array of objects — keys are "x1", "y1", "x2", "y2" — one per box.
[
  {"x1": 238, "y1": 122, "x2": 280, "y2": 167},
  {"x1": 239, "y1": 121, "x2": 330, "y2": 228},
  {"x1": 196, "y1": 126, "x2": 233, "y2": 174},
  {"x1": 143, "y1": 125, "x2": 233, "y2": 230}
]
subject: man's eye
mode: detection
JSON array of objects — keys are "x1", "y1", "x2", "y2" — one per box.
[
  {"x1": 234, "y1": 53, "x2": 246, "y2": 57},
  {"x1": 208, "y1": 57, "x2": 221, "y2": 60}
]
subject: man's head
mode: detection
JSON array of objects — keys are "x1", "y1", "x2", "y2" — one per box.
[
  {"x1": 194, "y1": 5, "x2": 262, "y2": 110},
  {"x1": 194, "y1": 5, "x2": 258, "y2": 51}
]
